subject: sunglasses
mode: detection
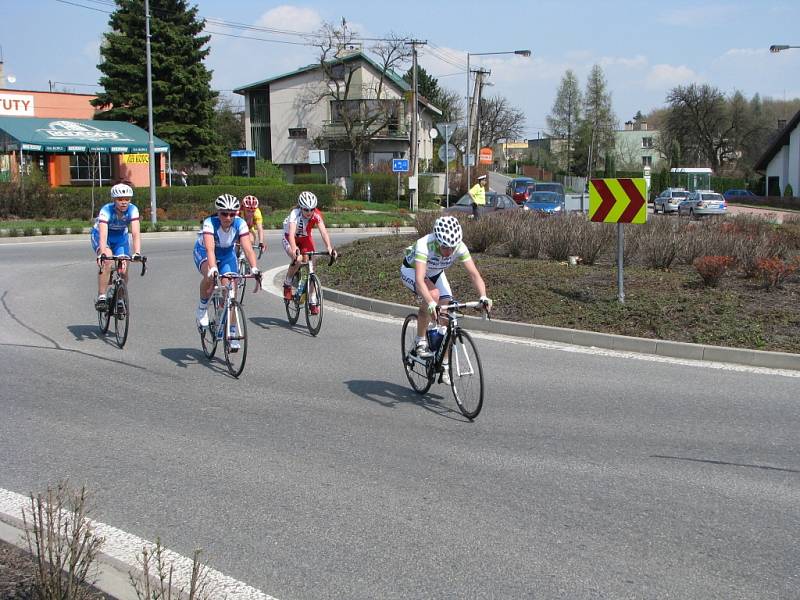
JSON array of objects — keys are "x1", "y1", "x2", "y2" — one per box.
[
  {"x1": 301, "y1": 208, "x2": 314, "y2": 214},
  {"x1": 218, "y1": 211, "x2": 237, "y2": 217}
]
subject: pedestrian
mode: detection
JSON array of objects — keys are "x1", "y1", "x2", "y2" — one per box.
[
  {"x1": 468, "y1": 174, "x2": 487, "y2": 220},
  {"x1": 180, "y1": 169, "x2": 188, "y2": 187}
]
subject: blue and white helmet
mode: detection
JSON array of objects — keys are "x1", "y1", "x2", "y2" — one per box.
[
  {"x1": 214, "y1": 193, "x2": 240, "y2": 211},
  {"x1": 433, "y1": 215, "x2": 463, "y2": 248},
  {"x1": 110, "y1": 183, "x2": 133, "y2": 198}
]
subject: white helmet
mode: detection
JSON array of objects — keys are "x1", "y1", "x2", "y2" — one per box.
[
  {"x1": 433, "y1": 215, "x2": 463, "y2": 248},
  {"x1": 110, "y1": 183, "x2": 133, "y2": 198},
  {"x1": 214, "y1": 193, "x2": 240, "y2": 211},
  {"x1": 297, "y1": 191, "x2": 318, "y2": 210}
]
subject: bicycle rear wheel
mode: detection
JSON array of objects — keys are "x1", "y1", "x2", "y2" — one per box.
[
  {"x1": 449, "y1": 329, "x2": 484, "y2": 419},
  {"x1": 401, "y1": 314, "x2": 433, "y2": 394},
  {"x1": 200, "y1": 296, "x2": 219, "y2": 359},
  {"x1": 305, "y1": 273, "x2": 324, "y2": 336},
  {"x1": 223, "y1": 301, "x2": 247, "y2": 378},
  {"x1": 113, "y1": 281, "x2": 130, "y2": 348},
  {"x1": 284, "y1": 271, "x2": 301, "y2": 325}
]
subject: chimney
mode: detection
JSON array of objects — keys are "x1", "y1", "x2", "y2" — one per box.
[
  {"x1": 624, "y1": 121, "x2": 633, "y2": 131},
  {"x1": 335, "y1": 43, "x2": 362, "y2": 58},
  {"x1": 640, "y1": 121, "x2": 648, "y2": 131}
]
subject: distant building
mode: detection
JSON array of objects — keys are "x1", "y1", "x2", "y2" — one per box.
[
  {"x1": 754, "y1": 109, "x2": 800, "y2": 197},
  {"x1": 0, "y1": 89, "x2": 169, "y2": 187},
  {"x1": 234, "y1": 51, "x2": 441, "y2": 180},
  {"x1": 614, "y1": 120, "x2": 664, "y2": 171}
]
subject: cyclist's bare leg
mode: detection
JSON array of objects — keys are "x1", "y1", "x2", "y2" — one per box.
[
  {"x1": 199, "y1": 260, "x2": 214, "y2": 299},
  {"x1": 416, "y1": 281, "x2": 441, "y2": 338},
  {"x1": 97, "y1": 249, "x2": 113, "y2": 296}
]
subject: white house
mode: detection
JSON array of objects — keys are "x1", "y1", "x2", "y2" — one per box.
[
  {"x1": 233, "y1": 51, "x2": 440, "y2": 181},
  {"x1": 755, "y1": 109, "x2": 800, "y2": 197},
  {"x1": 614, "y1": 120, "x2": 664, "y2": 171}
]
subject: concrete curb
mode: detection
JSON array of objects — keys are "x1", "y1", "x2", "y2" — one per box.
[{"x1": 320, "y1": 286, "x2": 800, "y2": 372}]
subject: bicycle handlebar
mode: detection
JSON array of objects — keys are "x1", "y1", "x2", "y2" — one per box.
[
  {"x1": 212, "y1": 270, "x2": 262, "y2": 292},
  {"x1": 291, "y1": 250, "x2": 338, "y2": 267},
  {"x1": 97, "y1": 254, "x2": 147, "y2": 276},
  {"x1": 441, "y1": 300, "x2": 492, "y2": 320}
]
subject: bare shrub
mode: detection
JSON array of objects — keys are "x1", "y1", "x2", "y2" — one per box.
[
  {"x1": 130, "y1": 539, "x2": 217, "y2": 600},
  {"x1": 573, "y1": 220, "x2": 614, "y2": 265},
  {"x1": 462, "y1": 215, "x2": 504, "y2": 253},
  {"x1": 755, "y1": 256, "x2": 800, "y2": 290},
  {"x1": 678, "y1": 221, "x2": 727, "y2": 265},
  {"x1": 621, "y1": 223, "x2": 643, "y2": 266},
  {"x1": 21, "y1": 482, "x2": 105, "y2": 600},
  {"x1": 541, "y1": 213, "x2": 585, "y2": 261},
  {"x1": 495, "y1": 211, "x2": 543, "y2": 258},
  {"x1": 637, "y1": 217, "x2": 683, "y2": 269},
  {"x1": 413, "y1": 212, "x2": 437, "y2": 237}
]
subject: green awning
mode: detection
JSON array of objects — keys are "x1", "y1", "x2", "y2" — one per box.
[{"x1": 0, "y1": 116, "x2": 169, "y2": 154}]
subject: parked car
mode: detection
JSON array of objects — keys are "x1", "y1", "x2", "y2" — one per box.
[
  {"x1": 722, "y1": 189, "x2": 758, "y2": 202},
  {"x1": 533, "y1": 181, "x2": 565, "y2": 200},
  {"x1": 522, "y1": 191, "x2": 565, "y2": 215},
  {"x1": 677, "y1": 190, "x2": 727, "y2": 217},
  {"x1": 443, "y1": 192, "x2": 519, "y2": 217},
  {"x1": 653, "y1": 188, "x2": 689, "y2": 214},
  {"x1": 506, "y1": 177, "x2": 536, "y2": 204}
]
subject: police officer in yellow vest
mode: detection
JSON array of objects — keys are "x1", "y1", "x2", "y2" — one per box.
[{"x1": 468, "y1": 174, "x2": 487, "y2": 220}]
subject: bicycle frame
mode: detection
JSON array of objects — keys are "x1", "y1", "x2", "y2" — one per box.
[{"x1": 209, "y1": 273, "x2": 254, "y2": 342}]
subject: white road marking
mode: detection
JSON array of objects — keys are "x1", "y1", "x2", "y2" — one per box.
[{"x1": 0, "y1": 487, "x2": 279, "y2": 600}]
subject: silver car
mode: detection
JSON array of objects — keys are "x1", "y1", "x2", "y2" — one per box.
[
  {"x1": 653, "y1": 188, "x2": 688, "y2": 214},
  {"x1": 677, "y1": 190, "x2": 728, "y2": 217}
]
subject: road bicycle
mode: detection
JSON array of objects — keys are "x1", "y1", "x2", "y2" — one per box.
[
  {"x1": 235, "y1": 242, "x2": 264, "y2": 304},
  {"x1": 284, "y1": 250, "x2": 336, "y2": 337},
  {"x1": 401, "y1": 300, "x2": 488, "y2": 419},
  {"x1": 96, "y1": 254, "x2": 147, "y2": 348},
  {"x1": 199, "y1": 271, "x2": 261, "y2": 377}
]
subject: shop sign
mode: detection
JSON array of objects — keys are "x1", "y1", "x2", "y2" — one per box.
[
  {"x1": 123, "y1": 153, "x2": 149, "y2": 164},
  {"x1": 0, "y1": 94, "x2": 34, "y2": 116}
]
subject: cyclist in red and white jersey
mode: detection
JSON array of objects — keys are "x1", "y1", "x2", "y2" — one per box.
[{"x1": 281, "y1": 191, "x2": 337, "y2": 311}]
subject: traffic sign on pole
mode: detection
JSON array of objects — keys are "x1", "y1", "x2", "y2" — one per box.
[
  {"x1": 588, "y1": 178, "x2": 647, "y2": 224},
  {"x1": 392, "y1": 158, "x2": 409, "y2": 172},
  {"x1": 436, "y1": 122, "x2": 458, "y2": 142},
  {"x1": 438, "y1": 143, "x2": 457, "y2": 163}
]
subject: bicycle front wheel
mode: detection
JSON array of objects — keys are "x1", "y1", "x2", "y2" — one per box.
[
  {"x1": 237, "y1": 258, "x2": 248, "y2": 304},
  {"x1": 200, "y1": 296, "x2": 219, "y2": 359},
  {"x1": 113, "y1": 281, "x2": 130, "y2": 348},
  {"x1": 224, "y1": 301, "x2": 247, "y2": 378},
  {"x1": 285, "y1": 271, "x2": 301, "y2": 325},
  {"x1": 97, "y1": 297, "x2": 111, "y2": 335},
  {"x1": 305, "y1": 273, "x2": 324, "y2": 336},
  {"x1": 401, "y1": 314, "x2": 433, "y2": 394},
  {"x1": 449, "y1": 329, "x2": 484, "y2": 419}
]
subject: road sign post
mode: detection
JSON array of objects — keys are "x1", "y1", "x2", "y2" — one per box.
[
  {"x1": 589, "y1": 178, "x2": 647, "y2": 304},
  {"x1": 392, "y1": 159, "x2": 410, "y2": 210}
]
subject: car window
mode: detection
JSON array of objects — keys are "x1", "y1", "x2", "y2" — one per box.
[
  {"x1": 672, "y1": 191, "x2": 688, "y2": 198},
  {"x1": 513, "y1": 182, "x2": 529, "y2": 193},
  {"x1": 701, "y1": 193, "x2": 723, "y2": 200},
  {"x1": 455, "y1": 195, "x2": 472, "y2": 206}
]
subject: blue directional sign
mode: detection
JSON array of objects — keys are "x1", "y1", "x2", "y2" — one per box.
[{"x1": 392, "y1": 159, "x2": 409, "y2": 172}]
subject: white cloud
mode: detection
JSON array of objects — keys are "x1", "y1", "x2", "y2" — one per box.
[
  {"x1": 598, "y1": 55, "x2": 648, "y2": 69},
  {"x1": 645, "y1": 64, "x2": 701, "y2": 90},
  {"x1": 255, "y1": 5, "x2": 322, "y2": 33}
]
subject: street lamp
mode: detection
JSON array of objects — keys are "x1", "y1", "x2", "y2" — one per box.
[
  {"x1": 769, "y1": 44, "x2": 800, "y2": 53},
  {"x1": 466, "y1": 49, "x2": 531, "y2": 189}
]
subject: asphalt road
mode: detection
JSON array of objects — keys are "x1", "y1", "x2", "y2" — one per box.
[{"x1": 1, "y1": 233, "x2": 799, "y2": 599}]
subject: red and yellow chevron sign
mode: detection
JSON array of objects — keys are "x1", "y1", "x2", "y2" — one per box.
[{"x1": 589, "y1": 178, "x2": 647, "y2": 224}]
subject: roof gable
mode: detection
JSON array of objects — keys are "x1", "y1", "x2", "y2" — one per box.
[{"x1": 754, "y1": 108, "x2": 800, "y2": 172}]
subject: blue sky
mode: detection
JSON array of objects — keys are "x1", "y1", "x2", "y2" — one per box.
[{"x1": 2, "y1": 0, "x2": 799, "y2": 138}]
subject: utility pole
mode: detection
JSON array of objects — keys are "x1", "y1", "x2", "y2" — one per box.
[
  {"x1": 145, "y1": 0, "x2": 158, "y2": 225},
  {"x1": 474, "y1": 68, "x2": 490, "y2": 173},
  {"x1": 406, "y1": 39, "x2": 426, "y2": 212}
]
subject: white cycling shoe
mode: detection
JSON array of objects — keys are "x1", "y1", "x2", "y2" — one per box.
[{"x1": 195, "y1": 307, "x2": 209, "y2": 328}]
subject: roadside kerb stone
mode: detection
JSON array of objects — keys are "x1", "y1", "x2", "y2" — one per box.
[{"x1": 320, "y1": 286, "x2": 800, "y2": 371}]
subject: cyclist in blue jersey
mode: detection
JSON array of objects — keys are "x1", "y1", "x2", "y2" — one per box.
[
  {"x1": 91, "y1": 182, "x2": 142, "y2": 310},
  {"x1": 193, "y1": 194, "x2": 261, "y2": 339}
]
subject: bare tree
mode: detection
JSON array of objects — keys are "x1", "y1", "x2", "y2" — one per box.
[
  {"x1": 306, "y1": 19, "x2": 411, "y2": 173},
  {"x1": 477, "y1": 95, "x2": 526, "y2": 147}
]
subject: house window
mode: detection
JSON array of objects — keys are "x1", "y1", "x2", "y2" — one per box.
[
  {"x1": 642, "y1": 155, "x2": 652, "y2": 167},
  {"x1": 641, "y1": 137, "x2": 653, "y2": 149},
  {"x1": 288, "y1": 128, "x2": 307, "y2": 139},
  {"x1": 69, "y1": 153, "x2": 111, "y2": 184}
]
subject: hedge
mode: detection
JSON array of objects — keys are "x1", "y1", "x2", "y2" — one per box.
[
  {"x1": 1, "y1": 182, "x2": 340, "y2": 221},
  {"x1": 210, "y1": 176, "x2": 285, "y2": 187}
]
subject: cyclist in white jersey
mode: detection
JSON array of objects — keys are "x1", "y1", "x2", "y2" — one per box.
[{"x1": 400, "y1": 215, "x2": 492, "y2": 372}]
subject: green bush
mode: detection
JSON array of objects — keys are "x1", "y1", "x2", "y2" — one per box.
[
  {"x1": 352, "y1": 174, "x2": 399, "y2": 203},
  {"x1": 210, "y1": 176, "x2": 284, "y2": 187},
  {"x1": 784, "y1": 183, "x2": 794, "y2": 197},
  {"x1": 255, "y1": 159, "x2": 286, "y2": 180},
  {"x1": 294, "y1": 173, "x2": 327, "y2": 185}
]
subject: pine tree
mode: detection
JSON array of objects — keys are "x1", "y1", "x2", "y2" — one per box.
[
  {"x1": 92, "y1": 0, "x2": 219, "y2": 167},
  {"x1": 577, "y1": 65, "x2": 616, "y2": 177},
  {"x1": 547, "y1": 70, "x2": 582, "y2": 175}
]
